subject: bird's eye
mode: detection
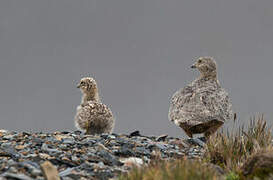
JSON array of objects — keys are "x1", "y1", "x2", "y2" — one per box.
[
  {"x1": 198, "y1": 59, "x2": 202, "y2": 63},
  {"x1": 80, "y1": 81, "x2": 84, "y2": 85}
]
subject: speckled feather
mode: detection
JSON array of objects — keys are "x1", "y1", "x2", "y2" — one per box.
[
  {"x1": 75, "y1": 101, "x2": 114, "y2": 135},
  {"x1": 168, "y1": 57, "x2": 233, "y2": 137}
]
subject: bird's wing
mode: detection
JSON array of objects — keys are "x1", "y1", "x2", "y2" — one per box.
[
  {"x1": 75, "y1": 105, "x2": 90, "y2": 130},
  {"x1": 210, "y1": 88, "x2": 233, "y2": 122},
  {"x1": 169, "y1": 83, "x2": 199, "y2": 125},
  {"x1": 85, "y1": 102, "x2": 114, "y2": 128},
  {"x1": 169, "y1": 80, "x2": 231, "y2": 126},
  {"x1": 169, "y1": 84, "x2": 194, "y2": 115}
]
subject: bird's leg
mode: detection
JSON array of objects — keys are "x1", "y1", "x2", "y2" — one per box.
[
  {"x1": 85, "y1": 129, "x2": 91, "y2": 135},
  {"x1": 179, "y1": 123, "x2": 193, "y2": 138},
  {"x1": 184, "y1": 129, "x2": 193, "y2": 138},
  {"x1": 85, "y1": 121, "x2": 91, "y2": 135}
]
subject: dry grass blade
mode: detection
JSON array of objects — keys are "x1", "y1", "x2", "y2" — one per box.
[
  {"x1": 205, "y1": 115, "x2": 272, "y2": 173},
  {"x1": 119, "y1": 158, "x2": 222, "y2": 180}
]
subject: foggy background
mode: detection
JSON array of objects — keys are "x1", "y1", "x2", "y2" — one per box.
[{"x1": 0, "y1": 0, "x2": 272, "y2": 137}]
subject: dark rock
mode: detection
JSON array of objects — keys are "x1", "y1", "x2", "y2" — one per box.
[
  {"x1": 65, "y1": 174, "x2": 83, "y2": 180},
  {"x1": 129, "y1": 130, "x2": 141, "y2": 137},
  {"x1": 98, "y1": 150, "x2": 123, "y2": 166},
  {"x1": 80, "y1": 138, "x2": 96, "y2": 146},
  {"x1": 0, "y1": 146, "x2": 21, "y2": 159},
  {"x1": 114, "y1": 146, "x2": 135, "y2": 157},
  {"x1": 156, "y1": 134, "x2": 168, "y2": 141},
  {"x1": 135, "y1": 147, "x2": 151, "y2": 156},
  {"x1": 31, "y1": 138, "x2": 43, "y2": 146},
  {"x1": 94, "y1": 170, "x2": 114, "y2": 180},
  {"x1": 2, "y1": 134, "x2": 16, "y2": 140},
  {"x1": 50, "y1": 158, "x2": 77, "y2": 168},
  {"x1": 17, "y1": 161, "x2": 41, "y2": 176},
  {"x1": 61, "y1": 131, "x2": 71, "y2": 134},
  {"x1": 100, "y1": 134, "x2": 109, "y2": 139},
  {"x1": 78, "y1": 162, "x2": 95, "y2": 171},
  {"x1": 155, "y1": 143, "x2": 168, "y2": 151},
  {"x1": 73, "y1": 131, "x2": 82, "y2": 135},
  {"x1": 198, "y1": 136, "x2": 207, "y2": 143},
  {"x1": 2, "y1": 173, "x2": 34, "y2": 180},
  {"x1": 41, "y1": 143, "x2": 61, "y2": 155},
  {"x1": 115, "y1": 138, "x2": 130, "y2": 146},
  {"x1": 187, "y1": 138, "x2": 206, "y2": 147},
  {"x1": 21, "y1": 132, "x2": 31, "y2": 136},
  {"x1": 62, "y1": 138, "x2": 75, "y2": 144},
  {"x1": 59, "y1": 167, "x2": 75, "y2": 177}
]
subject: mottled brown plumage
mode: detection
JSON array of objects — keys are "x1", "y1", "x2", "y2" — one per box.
[
  {"x1": 75, "y1": 77, "x2": 115, "y2": 135},
  {"x1": 169, "y1": 57, "x2": 233, "y2": 138}
]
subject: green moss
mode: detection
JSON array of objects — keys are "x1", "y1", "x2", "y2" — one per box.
[{"x1": 225, "y1": 172, "x2": 239, "y2": 180}]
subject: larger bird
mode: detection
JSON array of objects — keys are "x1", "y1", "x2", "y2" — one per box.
[
  {"x1": 169, "y1": 57, "x2": 233, "y2": 139},
  {"x1": 75, "y1": 77, "x2": 115, "y2": 135}
]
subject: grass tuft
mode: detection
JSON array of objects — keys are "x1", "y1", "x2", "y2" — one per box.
[{"x1": 205, "y1": 115, "x2": 272, "y2": 172}]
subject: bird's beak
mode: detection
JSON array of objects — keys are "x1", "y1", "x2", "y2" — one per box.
[
  {"x1": 191, "y1": 63, "x2": 197, "y2": 69},
  {"x1": 77, "y1": 83, "x2": 81, "y2": 88}
]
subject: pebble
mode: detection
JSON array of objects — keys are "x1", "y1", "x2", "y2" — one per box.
[
  {"x1": 120, "y1": 157, "x2": 143, "y2": 168},
  {"x1": 2, "y1": 173, "x2": 34, "y2": 180},
  {"x1": 129, "y1": 130, "x2": 141, "y2": 137},
  {"x1": 0, "y1": 130, "x2": 205, "y2": 179},
  {"x1": 156, "y1": 134, "x2": 168, "y2": 141}
]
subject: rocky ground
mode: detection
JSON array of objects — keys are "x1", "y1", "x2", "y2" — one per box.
[{"x1": 0, "y1": 130, "x2": 205, "y2": 180}]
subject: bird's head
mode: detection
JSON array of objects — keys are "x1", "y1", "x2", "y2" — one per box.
[
  {"x1": 191, "y1": 57, "x2": 217, "y2": 79},
  {"x1": 77, "y1": 77, "x2": 98, "y2": 94}
]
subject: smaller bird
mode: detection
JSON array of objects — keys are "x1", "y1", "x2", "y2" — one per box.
[
  {"x1": 169, "y1": 57, "x2": 233, "y2": 139},
  {"x1": 74, "y1": 77, "x2": 115, "y2": 135}
]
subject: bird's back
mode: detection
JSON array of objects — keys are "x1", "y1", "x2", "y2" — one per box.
[
  {"x1": 169, "y1": 78, "x2": 233, "y2": 127},
  {"x1": 75, "y1": 101, "x2": 115, "y2": 134}
]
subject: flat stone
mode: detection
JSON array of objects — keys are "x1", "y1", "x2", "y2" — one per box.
[
  {"x1": 114, "y1": 146, "x2": 135, "y2": 157},
  {"x1": 0, "y1": 146, "x2": 21, "y2": 159},
  {"x1": 156, "y1": 134, "x2": 168, "y2": 142},
  {"x1": 120, "y1": 157, "x2": 143, "y2": 168},
  {"x1": 155, "y1": 143, "x2": 168, "y2": 150},
  {"x1": 41, "y1": 143, "x2": 62, "y2": 154},
  {"x1": 135, "y1": 147, "x2": 151, "y2": 156},
  {"x1": 59, "y1": 168, "x2": 75, "y2": 177},
  {"x1": 40, "y1": 161, "x2": 61, "y2": 180},
  {"x1": 62, "y1": 138, "x2": 75, "y2": 144},
  {"x1": 17, "y1": 161, "x2": 41, "y2": 176},
  {"x1": 129, "y1": 130, "x2": 141, "y2": 137},
  {"x1": 98, "y1": 150, "x2": 123, "y2": 166},
  {"x1": 187, "y1": 138, "x2": 206, "y2": 147},
  {"x1": 2, "y1": 173, "x2": 34, "y2": 180}
]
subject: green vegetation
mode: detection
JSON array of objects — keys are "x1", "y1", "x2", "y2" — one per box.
[
  {"x1": 225, "y1": 172, "x2": 239, "y2": 180},
  {"x1": 119, "y1": 115, "x2": 273, "y2": 180}
]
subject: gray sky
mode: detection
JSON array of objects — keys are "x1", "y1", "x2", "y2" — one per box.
[{"x1": 0, "y1": 0, "x2": 272, "y2": 137}]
